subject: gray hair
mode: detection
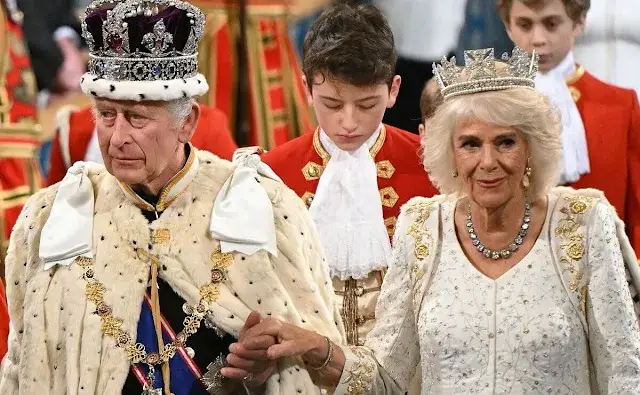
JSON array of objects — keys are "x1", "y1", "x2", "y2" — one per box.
[
  {"x1": 422, "y1": 87, "x2": 563, "y2": 199},
  {"x1": 166, "y1": 97, "x2": 195, "y2": 126}
]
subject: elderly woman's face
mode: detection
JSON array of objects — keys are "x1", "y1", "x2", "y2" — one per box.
[
  {"x1": 94, "y1": 99, "x2": 192, "y2": 187},
  {"x1": 453, "y1": 121, "x2": 529, "y2": 208}
]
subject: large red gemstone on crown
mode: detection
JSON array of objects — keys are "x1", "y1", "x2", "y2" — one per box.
[{"x1": 106, "y1": 34, "x2": 123, "y2": 52}]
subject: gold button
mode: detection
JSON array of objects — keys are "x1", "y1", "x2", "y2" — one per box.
[{"x1": 151, "y1": 228, "x2": 171, "y2": 244}]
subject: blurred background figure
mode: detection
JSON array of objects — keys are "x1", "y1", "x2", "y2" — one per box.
[
  {"x1": 17, "y1": 0, "x2": 85, "y2": 108},
  {"x1": 456, "y1": 0, "x2": 514, "y2": 60},
  {"x1": 574, "y1": 0, "x2": 640, "y2": 96},
  {"x1": 189, "y1": 0, "x2": 316, "y2": 150},
  {"x1": 0, "y1": 0, "x2": 42, "y2": 275},
  {"x1": 374, "y1": 0, "x2": 467, "y2": 134}
]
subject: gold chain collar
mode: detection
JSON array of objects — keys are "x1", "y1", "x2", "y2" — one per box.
[{"x1": 76, "y1": 246, "x2": 234, "y2": 369}]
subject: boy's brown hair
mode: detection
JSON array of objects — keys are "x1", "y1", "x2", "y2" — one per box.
[
  {"x1": 420, "y1": 78, "x2": 443, "y2": 121},
  {"x1": 496, "y1": 0, "x2": 590, "y2": 23},
  {"x1": 302, "y1": 3, "x2": 397, "y2": 90}
]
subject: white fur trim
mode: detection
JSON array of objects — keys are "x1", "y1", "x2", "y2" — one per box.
[
  {"x1": 79, "y1": 72, "x2": 209, "y2": 101},
  {"x1": 54, "y1": 105, "x2": 79, "y2": 169}
]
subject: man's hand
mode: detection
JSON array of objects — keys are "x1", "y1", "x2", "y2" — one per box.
[
  {"x1": 221, "y1": 311, "x2": 277, "y2": 386},
  {"x1": 223, "y1": 311, "x2": 346, "y2": 388}
]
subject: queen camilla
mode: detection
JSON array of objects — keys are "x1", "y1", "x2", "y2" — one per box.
[{"x1": 226, "y1": 47, "x2": 640, "y2": 394}]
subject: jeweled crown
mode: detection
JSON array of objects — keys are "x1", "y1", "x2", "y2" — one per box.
[
  {"x1": 433, "y1": 47, "x2": 539, "y2": 100},
  {"x1": 82, "y1": 0, "x2": 205, "y2": 82}
]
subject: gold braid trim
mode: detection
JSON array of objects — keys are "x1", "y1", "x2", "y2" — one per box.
[
  {"x1": 555, "y1": 196, "x2": 595, "y2": 291},
  {"x1": 405, "y1": 200, "x2": 436, "y2": 309},
  {"x1": 554, "y1": 196, "x2": 596, "y2": 317}
]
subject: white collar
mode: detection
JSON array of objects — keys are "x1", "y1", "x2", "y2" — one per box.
[
  {"x1": 310, "y1": 124, "x2": 391, "y2": 280},
  {"x1": 535, "y1": 52, "x2": 590, "y2": 184}
]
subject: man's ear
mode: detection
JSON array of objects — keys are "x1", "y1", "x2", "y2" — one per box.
[
  {"x1": 386, "y1": 75, "x2": 402, "y2": 108},
  {"x1": 178, "y1": 101, "x2": 201, "y2": 143},
  {"x1": 418, "y1": 123, "x2": 425, "y2": 139},
  {"x1": 573, "y1": 16, "x2": 586, "y2": 37},
  {"x1": 302, "y1": 75, "x2": 313, "y2": 105}
]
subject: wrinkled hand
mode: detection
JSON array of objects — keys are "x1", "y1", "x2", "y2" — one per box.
[
  {"x1": 226, "y1": 311, "x2": 326, "y2": 368},
  {"x1": 220, "y1": 311, "x2": 278, "y2": 386}
]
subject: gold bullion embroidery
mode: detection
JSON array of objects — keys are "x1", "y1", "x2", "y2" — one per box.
[
  {"x1": 379, "y1": 187, "x2": 399, "y2": 208},
  {"x1": 555, "y1": 195, "x2": 595, "y2": 291},
  {"x1": 344, "y1": 347, "x2": 375, "y2": 395},
  {"x1": 302, "y1": 162, "x2": 323, "y2": 181},
  {"x1": 151, "y1": 228, "x2": 171, "y2": 245},
  {"x1": 301, "y1": 192, "x2": 315, "y2": 208},
  {"x1": 384, "y1": 216, "x2": 397, "y2": 237},
  {"x1": 376, "y1": 160, "x2": 395, "y2": 179}
]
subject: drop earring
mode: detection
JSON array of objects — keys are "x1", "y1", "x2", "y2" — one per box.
[{"x1": 523, "y1": 158, "x2": 532, "y2": 189}]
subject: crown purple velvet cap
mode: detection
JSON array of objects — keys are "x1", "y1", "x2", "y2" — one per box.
[{"x1": 79, "y1": 0, "x2": 209, "y2": 101}]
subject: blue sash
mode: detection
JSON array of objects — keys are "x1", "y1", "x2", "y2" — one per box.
[{"x1": 131, "y1": 295, "x2": 209, "y2": 395}]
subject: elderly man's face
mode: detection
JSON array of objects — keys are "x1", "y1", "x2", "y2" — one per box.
[
  {"x1": 453, "y1": 121, "x2": 529, "y2": 209},
  {"x1": 93, "y1": 99, "x2": 198, "y2": 192}
]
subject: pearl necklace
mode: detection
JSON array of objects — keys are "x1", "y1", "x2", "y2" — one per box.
[{"x1": 466, "y1": 201, "x2": 531, "y2": 260}]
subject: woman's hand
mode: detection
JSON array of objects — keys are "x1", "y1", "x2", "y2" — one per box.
[
  {"x1": 222, "y1": 311, "x2": 346, "y2": 387},
  {"x1": 221, "y1": 311, "x2": 277, "y2": 387}
]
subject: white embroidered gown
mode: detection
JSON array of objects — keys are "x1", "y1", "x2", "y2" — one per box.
[{"x1": 334, "y1": 194, "x2": 640, "y2": 395}]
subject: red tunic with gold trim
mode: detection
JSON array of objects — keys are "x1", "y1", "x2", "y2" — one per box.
[
  {"x1": 46, "y1": 104, "x2": 239, "y2": 185},
  {"x1": 262, "y1": 125, "x2": 439, "y2": 345},
  {"x1": 566, "y1": 67, "x2": 640, "y2": 256},
  {"x1": 0, "y1": 2, "x2": 42, "y2": 271},
  {"x1": 191, "y1": 0, "x2": 314, "y2": 149},
  {"x1": 0, "y1": 1, "x2": 40, "y2": 357}
]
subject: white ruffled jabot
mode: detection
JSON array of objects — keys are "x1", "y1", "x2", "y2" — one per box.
[
  {"x1": 535, "y1": 51, "x2": 590, "y2": 184},
  {"x1": 309, "y1": 127, "x2": 392, "y2": 280}
]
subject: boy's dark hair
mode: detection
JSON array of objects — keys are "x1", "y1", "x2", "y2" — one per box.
[
  {"x1": 497, "y1": 0, "x2": 590, "y2": 24},
  {"x1": 302, "y1": 3, "x2": 397, "y2": 90}
]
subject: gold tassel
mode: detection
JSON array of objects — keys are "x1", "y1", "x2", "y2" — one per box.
[
  {"x1": 149, "y1": 257, "x2": 172, "y2": 395},
  {"x1": 342, "y1": 279, "x2": 359, "y2": 346}
]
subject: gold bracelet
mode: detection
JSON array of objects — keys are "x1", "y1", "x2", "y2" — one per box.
[{"x1": 309, "y1": 336, "x2": 334, "y2": 371}]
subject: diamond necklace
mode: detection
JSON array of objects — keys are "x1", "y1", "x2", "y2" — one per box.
[{"x1": 466, "y1": 201, "x2": 531, "y2": 260}]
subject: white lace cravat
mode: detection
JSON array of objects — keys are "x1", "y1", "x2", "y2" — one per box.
[
  {"x1": 309, "y1": 127, "x2": 391, "y2": 280},
  {"x1": 535, "y1": 51, "x2": 590, "y2": 184}
]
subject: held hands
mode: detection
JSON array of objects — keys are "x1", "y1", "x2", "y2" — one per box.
[{"x1": 221, "y1": 311, "x2": 329, "y2": 385}]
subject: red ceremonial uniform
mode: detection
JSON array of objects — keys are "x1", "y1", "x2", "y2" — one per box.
[
  {"x1": 566, "y1": 67, "x2": 640, "y2": 256},
  {"x1": 262, "y1": 125, "x2": 439, "y2": 238},
  {"x1": 191, "y1": 0, "x2": 314, "y2": 149},
  {"x1": 0, "y1": 2, "x2": 42, "y2": 269},
  {"x1": 46, "y1": 104, "x2": 239, "y2": 185},
  {"x1": 0, "y1": 1, "x2": 42, "y2": 359}
]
